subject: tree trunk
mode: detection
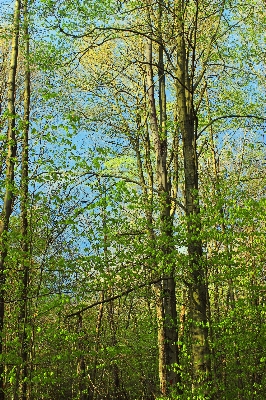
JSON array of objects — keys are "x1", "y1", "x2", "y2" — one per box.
[
  {"x1": 174, "y1": 0, "x2": 210, "y2": 393},
  {"x1": 145, "y1": 17, "x2": 181, "y2": 393},
  {"x1": 0, "y1": 1, "x2": 21, "y2": 398},
  {"x1": 19, "y1": 3, "x2": 31, "y2": 398},
  {"x1": 88, "y1": 292, "x2": 104, "y2": 400},
  {"x1": 77, "y1": 315, "x2": 87, "y2": 400}
]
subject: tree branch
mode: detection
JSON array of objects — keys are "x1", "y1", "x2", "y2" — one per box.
[
  {"x1": 198, "y1": 114, "x2": 266, "y2": 137},
  {"x1": 81, "y1": 171, "x2": 186, "y2": 211},
  {"x1": 65, "y1": 277, "x2": 163, "y2": 318}
]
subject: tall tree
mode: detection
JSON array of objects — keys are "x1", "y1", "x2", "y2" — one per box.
[
  {"x1": 0, "y1": 1, "x2": 21, "y2": 398},
  {"x1": 13, "y1": 1, "x2": 31, "y2": 398},
  {"x1": 174, "y1": 0, "x2": 211, "y2": 391}
]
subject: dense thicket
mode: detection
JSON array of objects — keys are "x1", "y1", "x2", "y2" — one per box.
[{"x1": 0, "y1": 0, "x2": 265, "y2": 399}]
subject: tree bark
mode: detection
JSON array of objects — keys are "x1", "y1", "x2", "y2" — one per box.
[
  {"x1": 19, "y1": 3, "x2": 31, "y2": 398},
  {"x1": 77, "y1": 315, "x2": 87, "y2": 400},
  {"x1": 145, "y1": 13, "x2": 181, "y2": 393},
  {"x1": 174, "y1": 0, "x2": 210, "y2": 394},
  {"x1": 88, "y1": 292, "x2": 104, "y2": 400},
  {"x1": 0, "y1": 1, "x2": 21, "y2": 398}
]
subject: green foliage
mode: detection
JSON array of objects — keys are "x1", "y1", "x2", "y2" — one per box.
[{"x1": 0, "y1": 0, "x2": 265, "y2": 399}]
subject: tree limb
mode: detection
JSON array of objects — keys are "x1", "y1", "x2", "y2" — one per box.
[
  {"x1": 198, "y1": 114, "x2": 266, "y2": 137},
  {"x1": 65, "y1": 277, "x2": 163, "y2": 318}
]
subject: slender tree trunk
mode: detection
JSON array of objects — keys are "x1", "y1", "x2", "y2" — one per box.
[
  {"x1": 19, "y1": 3, "x2": 30, "y2": 398},
  {"x1": 107, "y1": 296, "x2": 121, "y2": 400},
  {"x1": 0, "y1": 1, "x2": 21, "y2": 398},
  {"x1": 145, "y1": 12, "x2": 181, "y2": 392},
  {"x1": 153, "y1": 282, "x2": 166, "y2": 394},
  {"x1": 174, "y1": 0, "x2": 210, "y2": 394},
  {"x1": 88, "y1": 292, "x2": 104, "y2": 400},
  {"x1": 77, "y1": 315, "x2": 87, "y2": 400}
]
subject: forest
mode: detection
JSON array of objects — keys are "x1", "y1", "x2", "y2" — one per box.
[{"x1": 0, "y1": 0, "x2": 265, "y2": 399}]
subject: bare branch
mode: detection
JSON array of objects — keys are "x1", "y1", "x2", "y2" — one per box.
[
  {"x1": 65, "y1": 277, "x2": 163, "y2": 318},
  {"x1": 198, "y1": 115, "x2": 266, "y2": 138}
]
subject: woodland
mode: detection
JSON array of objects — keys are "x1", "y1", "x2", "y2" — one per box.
[{"x1": 0, "y1": 0, "x2": 265, "y2": 399}]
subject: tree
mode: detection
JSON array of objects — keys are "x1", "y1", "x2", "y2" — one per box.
[
  {"x1": 14, "y1": 1, "x2": 31, "y2": 398},
  {"x1": 0, "y1": 1, "x2": 21, "y2": 397},
  {"x1": 0, "y1": 0, "x2": 265, "y2": 398}
]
